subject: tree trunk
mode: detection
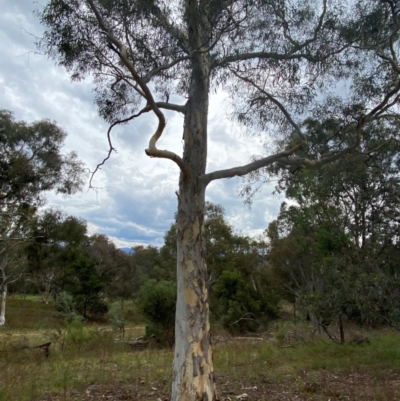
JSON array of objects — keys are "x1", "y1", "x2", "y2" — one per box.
[
  {"x1": 173, "y1": 198, "x2": 215, "y2": 401},
  {"x1": 338, "y1": 315, "x2": 345, "y2": 344},
  {"x1": 172, "y1": 40, "x2": 215, "y2": 399},
  {"x1": 0, "y1": 283, "x2": 7, "y2": 326},
  {"x1": 40, "y1": 288, "x2": 51, "y2": 304},
  {"x1": 309, "y1": 312, "x2": 320, "y2": 334}
]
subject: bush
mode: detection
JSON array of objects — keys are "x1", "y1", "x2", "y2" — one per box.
[
  {"x1": 213, "y1": 269, "x2": 278, "y2": 333},
  {"x1": 54, "y1": 291, "x2": 79, "y2": 322},
  {"x1": 137, "y1": 280, "x2": 176, "y2": 345}
]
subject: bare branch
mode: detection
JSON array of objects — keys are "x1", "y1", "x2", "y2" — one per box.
[
  {"x1": 203, "y1": 149, "x2": 302, "y2": 186},
  {"x1": 89, "y1": 109, "x2": 147, "y2": 188},
  {"x1": 156, "y1": 102, "x2": 187, "y2": 114},
  {"x1": 89, "y1": 101, "x2": 186, "y2": 186}
]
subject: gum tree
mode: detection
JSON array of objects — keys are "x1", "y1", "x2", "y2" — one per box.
[
  {"x1": 37, "y1": 1, "x2": 400, "y2": 399},
  {"x1": 0, "y1": 110, "x2": 84, "y2": 326}
]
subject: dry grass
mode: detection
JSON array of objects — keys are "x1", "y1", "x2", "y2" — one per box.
[
  {"x1": 1, "y1": 297, "x2": 400, "y2": 400},
  {"x1": 4, "y1": 295, "x2": 63, "y2": 331}
]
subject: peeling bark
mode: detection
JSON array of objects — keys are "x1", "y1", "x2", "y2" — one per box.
[
  {"x1": 173, "y1": 204, "x2": 215, "y2": 401},
  {"x1": 172, "y1": 34, "x2": 216, "y2": 399}
]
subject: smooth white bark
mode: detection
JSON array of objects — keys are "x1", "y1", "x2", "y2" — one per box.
[{"x1": 0, "y1": 284, "x2": 7, "y2": 326}]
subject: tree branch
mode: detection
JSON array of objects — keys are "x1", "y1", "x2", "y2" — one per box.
[
  {"x1": 230, "y1": 69, "x2": 307, "y2": 142},
  {"x1": 142, "y1": 56, "x2": 192, "y2": 84},
  {"x1": 147, "y1": 4, "x2": 189, "y2": 52},
  {"x1": 212, "y1": 0, "x2": 340, "y2": 69},
  {"x1": 367, "y1": 80, "x2": 400, "y2": 119},
  {"x1": 154, "y1": 102, "x2": 187, "y2": 114},
  {"x1": 203, "y1": 150, "x2": 301, "y2": 186},
  {"x1": 203, "y1": 123, "x2": 364, "y2": 186},
  {"x1": 86, "y1": 0, "x2": 187, "y2": 176},
  {"x1": 213, "y1": 51, "x2": 319, "y2": 68},
  {"x1": 89, "y1": 109, "x2": 147, "y2": 188},
  {"x1": 205, "y1": 55, "x2": 400, "y2": 186}
]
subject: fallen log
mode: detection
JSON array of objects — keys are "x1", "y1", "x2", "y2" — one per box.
[
  {"x1": 115, "y1": 337, "x2": 149, "y2": 350},
  {"x1": 0, "y1": 342, "x2": 52, "y2": 358}
]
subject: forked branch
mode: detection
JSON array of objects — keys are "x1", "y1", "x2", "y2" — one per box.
[
  {"x1": 203, "y1": 123, "x2": 364, "y2": 186},
  {"x1": 86, "y1": 0, "x2": 187, "y2": 175}
]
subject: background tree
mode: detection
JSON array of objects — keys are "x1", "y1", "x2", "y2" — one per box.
[
  {"x1": 268, "y1": 118, "x2": 400, "y2": 339},
  {"x1": 129, "y1": 245, "x2": 162, "y2": 295},
  {"x1": 0, "y1": 110, "x2": 84, "y2": 325},
  {"x1": 212, "y1": 267, "x2": 277, "y2": 333},
  {"x1": 87, "y1": 236, "x2": 137, "y2": 308},
  {"x1": 25, "y1": 210, "x2": 88, "y2": 304},
  {"x1": 0, "y1": 110, "x2": 84, "y2": 207},
  {"x1": 38, "y1": 1, "x2": 400, "y2": 399},
  {"x1": 60, "y1": 256, "x2": 110, "y2": 319}
]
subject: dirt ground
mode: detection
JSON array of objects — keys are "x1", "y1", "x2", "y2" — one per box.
[{"x1": 38, "y1": 367, "x2": 400, "y2": 401}]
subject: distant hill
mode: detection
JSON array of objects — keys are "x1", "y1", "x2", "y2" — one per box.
[{"x1": 119, "y1": 247, "x2": 134, "y2": 255}]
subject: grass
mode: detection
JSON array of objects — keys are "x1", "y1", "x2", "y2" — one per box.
[
  {"x1": 1, "y1": 297, "x2": 400, "y2": 400},
  {"x1": 214, "y1": 331, "x2": 400, "y2": 380},
  {"x1": 4, "y1": 295, "x2": 63, "y2": 331},
  {"x1": 0, "y1": 326, "x2": 171, "y2": 401}
]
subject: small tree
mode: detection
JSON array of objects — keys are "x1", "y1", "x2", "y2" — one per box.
[
  {"x1": 37, "y1": 1, "x2": 400, "y2": 399},
  {"x1": 60, "y1": 257, "x2": 110, "y2": 319},
  {"x1": 137, "y1": 279, "x2": 177, "y2": 345}
]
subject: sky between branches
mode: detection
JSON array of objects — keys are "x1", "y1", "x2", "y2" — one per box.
[{"x1": 0, "y1": 0, "x2": 281, "y2": 247}]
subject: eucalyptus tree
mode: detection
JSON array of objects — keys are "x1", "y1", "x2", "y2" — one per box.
[
  {"x1": 37, "y1": 1, "x2": 400, "y2": 399},
  {"x1": 0, "y1": 110, "x2": 84, "y2": 326},
  {"x1": 25, "y1": 210, "x2": 88, "y2": 304},
  {"x1": 0, "y1": 204, "x2": 35, "y2": 325},
  {"x1": 267, "y1": 116, "x2": 400, "y2": 335},
  {"x1": 0, "y1": 110, "x2": 84, "y2": 207}
]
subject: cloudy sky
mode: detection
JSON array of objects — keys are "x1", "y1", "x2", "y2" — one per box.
[{"x1": 0, "y1": 0, "x2": 282, "y2": 248}]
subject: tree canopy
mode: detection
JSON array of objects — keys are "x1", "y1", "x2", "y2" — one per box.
[{"x1": 0, "y1": 110, "x2": 84, "y2": 207}]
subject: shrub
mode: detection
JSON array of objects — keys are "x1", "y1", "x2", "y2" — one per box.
[
  {"x1": 54, "y1": 291, "x2": 78, "y2": 322},
  {"x1": 213, "y1": 269, "x2": 278, "y2": 333},
  {"x1": 137, "y1": 279, "x2": 176, "y2": 345}
]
